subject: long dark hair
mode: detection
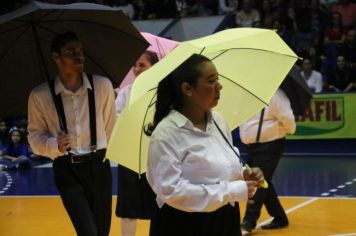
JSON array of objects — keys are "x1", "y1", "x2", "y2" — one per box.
[{"x1": 145, "y1": 54, "x2": 211, "y2": 136}]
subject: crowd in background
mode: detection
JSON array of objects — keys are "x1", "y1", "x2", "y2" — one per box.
[{"x1": 0, "y1": 116, "x2": 49, "y2": 170}]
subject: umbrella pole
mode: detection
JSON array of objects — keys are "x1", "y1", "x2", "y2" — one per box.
[{"x1": 213, "y1": 120, "x2": 268, "y2": 188}]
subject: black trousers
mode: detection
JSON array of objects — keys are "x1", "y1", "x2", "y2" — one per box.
[
  {"x1": 243, "y1": 138, "x2": 288, "y2": 227},
  {"x1": 53, "y1": 153, "x2": 112, "y2": 236},
  {"x1": 150, "y1": 203, "x2": 242, "y2": 236}
]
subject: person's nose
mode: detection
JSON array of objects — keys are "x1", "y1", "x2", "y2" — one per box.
[{"x1": 216, "y1": 81, "x2": 223, "y2": 91}]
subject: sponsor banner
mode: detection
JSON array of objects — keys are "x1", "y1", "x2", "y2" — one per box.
[{"x1": 287, "y1": 93, "x2": 356, "y2": 139}]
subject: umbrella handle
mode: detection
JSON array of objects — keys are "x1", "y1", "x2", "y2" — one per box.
[{"x1": 245, "y1": 164, "x2": 269, "y2": 189}]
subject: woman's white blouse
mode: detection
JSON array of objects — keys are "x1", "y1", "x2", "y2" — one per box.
[{"x1": 146, "y1": 110, "x2": 248, "y2": 213}]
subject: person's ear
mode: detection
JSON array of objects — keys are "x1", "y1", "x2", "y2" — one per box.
[{"x1": 181, "y1": 82, "x2": 193, "y2": 97}]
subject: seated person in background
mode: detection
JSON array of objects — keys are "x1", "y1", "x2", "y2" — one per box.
[
  {"x1": 339, "y1": 29, "x2": 356, "y2": 69},
  {"x1": 235, "y1": 0, "x2": 260, "y2": 27},
  {"x1": 0, "y1": 127, "x2": 32, "y2": 170},
  {"x1": 301, "y1": 57, "x2": 323, "y2": 93},
  {"x1": 324, "y1": 55, "x2": 356, "y2": 92},
  {"x1": 0, "y1": 118, "x2": 8, "y2": 155}
]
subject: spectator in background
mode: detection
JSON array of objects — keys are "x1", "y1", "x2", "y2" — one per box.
[
  {"x1": 272, "y1": 18, "x2": 294, "y2": 45},
  {"x1": 281, "y1": 7, "x2": 299, "y2": 46},
  {"x1": 309, "y1": 0, "x2": 328, "y2": 43},
  {"x1": 323, "y1": 12, "x2": 345, "y2": 60},
  {"x1": 0, "y1": 117, "x2": 8, "y2": 151},
  {"x1": 114, "y1": 0, "x2": 135, "y2": 19},
  {"x1": 307, "y1": 44, "x2": 323, "y2": 72},
  {"x1": 259, "y1": 0, "x2": 278, "y2": 29},
  {"x1": 0, "y1": 118, "x2": 8, "y2": 155},
  {"x1": 301, "y1": 58, "x2": 324, "y2": 93},
  {"x1": 235, "y1": 0, "x2": 260, "y2": 27},
  {"x1": 218, "y1": 0, "x2": 238, "y2": 15},
  {"x1": 331, "y1": 0, "x2": 356, "y2": 31},
  {"x1": 0, "y1": 127, "x2": 32, "y2": 171},
  {"x1": 325, "y1": 55, "x2": 356, "y2": 92},
  {"x1": 293, "y1": 0, "x2": 316, "y2": 53},
  {"x1": 339, "y1": 29, "x2": 356, "y2": 69}
]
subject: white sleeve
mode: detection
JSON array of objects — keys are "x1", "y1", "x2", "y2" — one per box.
[
  {"x1": 27, "y1": 89, "x2": 62, "y2": 159},
  {"x1": 115, "y1": 85, "x2": 131, "y2": 114},
  {"x1": 270, "y1": 90, "x2": 296, "y2": 134}
]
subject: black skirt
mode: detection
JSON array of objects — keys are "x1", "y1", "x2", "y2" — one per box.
[
  {"x1": 116, "y1": 165, "x2": 156, "y2": 219},
  {"x1": 150, "y1": 203, "x2": 242, "y2": 236}
]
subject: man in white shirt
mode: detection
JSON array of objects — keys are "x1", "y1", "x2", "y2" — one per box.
[
  {"x1": 28, "y1": 31, "x2": 116, "y2": 236},
  {"x1": 240, "y1": 89, "x2": 296, "y2": 233}
]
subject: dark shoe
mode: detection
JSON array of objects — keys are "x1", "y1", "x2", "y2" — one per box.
[
  {"x1": 261, "y1": 221, "x2": 288, "y2": 230},
  {"x1": 241, "y1": 220, "x2": 255, "y2": 233}
]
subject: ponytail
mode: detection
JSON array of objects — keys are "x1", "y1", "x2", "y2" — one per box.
[{"x1": 145, "y1": 75, "x2": 180, "y2": 136}]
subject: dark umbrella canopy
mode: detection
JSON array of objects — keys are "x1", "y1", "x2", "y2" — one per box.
[
  {"x1": 0, "y1": 1, "x2": 148, "y2": 116},
  {"x1": 280, "y1": 66, "x2": 313, "y2": 116}
]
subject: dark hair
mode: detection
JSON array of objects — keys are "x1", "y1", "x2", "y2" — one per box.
[
  {"x1": 145, "y1": 54, "x2": 211, "y2": 136},
  {"x1": 8, "y1": 126, "x2": 24, "y2": 143},
  {"x1": 144, "y1": 50, "x2": 159, "y2": 65},
  {"x1": 51, "y1": 31, "x2": 80, "y2": 53}
]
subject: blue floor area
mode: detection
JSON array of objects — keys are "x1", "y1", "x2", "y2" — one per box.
[{"x1": 1, "y1": 156, "x2": 355, "y2": 197}]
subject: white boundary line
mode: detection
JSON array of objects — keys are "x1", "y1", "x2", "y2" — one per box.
[
  {"x1": 328, "y1": 233, "x2": 356, "y2": 236},
  {"x1": 255, "y1": 197, "x2": 319, "y2": 228}
]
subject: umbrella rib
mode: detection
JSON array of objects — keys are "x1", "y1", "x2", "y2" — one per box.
[
  {"x1": 212, "y1": 48, "x2": 298, "y2": 59},
  {"x1": 155, "y1": 38, "x2": 164, "y2": 59},
  {"x1": 0, "y1": 25, "x2": 30, "y2": 62},
  {"x1": 199, "y1": 47, "x2": 206, "y2": 55},
  {"x1": 218, "y1": 73, "x2": 269, "y2": 106},
  {"x1": 0, "y1": 22, "x2": 29, "y2": 34},
  {"x1": 139, "y1": 91, "x2": 158, "y2": 175}
]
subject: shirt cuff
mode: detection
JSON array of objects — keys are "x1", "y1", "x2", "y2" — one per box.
[
  {"x1": 229, "y1": 180, "x2": 248, "y2": 202},
  {"x1": 49, "y1": 137, "x2": 64, "y2": 159}
]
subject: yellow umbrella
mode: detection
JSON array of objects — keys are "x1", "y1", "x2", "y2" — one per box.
[{"x1": 106, "y1": 28, "x2": 298, "y2": 175}]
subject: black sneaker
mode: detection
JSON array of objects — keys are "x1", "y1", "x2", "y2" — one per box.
[
  {"x1": 241, "y1": 220, "x2": 255, "y2": 233},
  {"x1": 261, "y1": 220, "x2": 288, "y2": 230}
]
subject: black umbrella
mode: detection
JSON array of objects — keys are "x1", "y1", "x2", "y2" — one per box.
[
  {"x1": 0, "y1": 1, "x2": 148, "y2": 116},
  {"x1": 280, "y1": 66, "x2": 313, "y2": 116}
]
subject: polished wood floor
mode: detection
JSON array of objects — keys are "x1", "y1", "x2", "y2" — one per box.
[{"x1": 1, "y1": 196, "x2": 355, "y2": 236}]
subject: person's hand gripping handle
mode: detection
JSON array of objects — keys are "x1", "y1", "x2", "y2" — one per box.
[{"x1": 244, "y1": 164, "x2": 268, "y2": 189}]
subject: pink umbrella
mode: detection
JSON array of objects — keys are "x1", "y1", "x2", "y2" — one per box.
[{"x1": 116, "y1": 32, "x2": 179, "y2": 91}]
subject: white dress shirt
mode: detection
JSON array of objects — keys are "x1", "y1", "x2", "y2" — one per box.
[
  {"x1": 115, "y1": 84, "x2": 132, "y2": 114},
  {"x1": 239, "y1": 89, "x2": 296, "y2": 144},
  {"x1": 28, "y1": 73, "x2": 117, "y2": 159},
  {"x1": 301, "y1": 70, "x2": 323, "y2": 93},
  {"x1": 146, "y1": 110, "x2": 248, "y2": 213}
]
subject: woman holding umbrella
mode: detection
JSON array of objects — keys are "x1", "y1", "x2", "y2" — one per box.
[
  {"x1": 144, "y1": 54, "x2": 265, "y2": 236},
  {"x1": 115, "y1": 50, "x2": 159, "y2": 236}
]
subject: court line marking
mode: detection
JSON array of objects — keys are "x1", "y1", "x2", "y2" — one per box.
[
  {"x1": 328, "y1": 233, "x2": 356, "y2": 236},
  {"x1": 0, "y1": 171, "x2": 13, "y2": 195},
  {"x1": 242, "y1": 197, "x2": 319, "y2": 235},
  {"x1": 256, "y1": 197, "x2": 319, "y2": 228}
]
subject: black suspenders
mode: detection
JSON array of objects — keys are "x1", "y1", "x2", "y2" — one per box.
[
  {"x1": 255, "y1": 108, "x2": 265, "y2": 143},
  {"x1": 49, "y1": 74, "x2": 97, "y2": 151}
]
